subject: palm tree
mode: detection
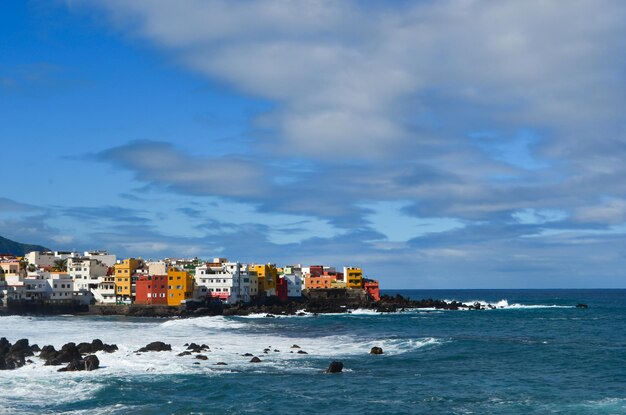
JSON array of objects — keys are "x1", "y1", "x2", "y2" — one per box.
[{"x1": 53, "y1": 259, "x2": 68, "y2": 272}]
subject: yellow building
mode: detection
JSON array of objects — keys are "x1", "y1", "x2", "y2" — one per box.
[
  {"x1": 343, "y1": 267, "x2": 363, "y2": 289},
  {"x1": 167, "y1": 268, "x2": 194, "y2": 306},
  {"x1": 250, "y1": 264, "x2": 277, "y2": 294},
  {"x1": 114, "y1": 258, "x2": 141, "y2": 302}
]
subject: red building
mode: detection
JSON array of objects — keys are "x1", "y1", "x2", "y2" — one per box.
[
  {"x1": 276, "y1": 277, "x2": 288, "y2": 302},
  {"x1": 135, "y1": 275, "x2": 168, "y2": 305},
  {"x1": 363, "y1": 279, "x2": 380, "y2": 301},
  {"x1": 309, "y1": 265, "x2": 324, "y2": 278}
]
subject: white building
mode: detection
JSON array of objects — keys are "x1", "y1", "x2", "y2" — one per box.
[
  {"x1": 4, "y1": 274, "x2": 25, "y2": 301},
  {"x1": 68, "y1": 257, "x2": 108, "y2": 289},
  {"x1": 24, "y1": 251, "x2": 56, "y2": 268},
  {"x1": 23, "y1": 272, "x2": 53, "y2": 300},
  {"x1": 92, "y1": 276, "x2": 116, "y2": 304},
  {"x1": 49, "y1": 273, "x2": 74, "y2": 301},
  {"x1": 84, "y1": 250, "x2": 117, "y2": 267},
  {"x1": 283, "y1": 274, "x2": 303, "y2": 297},
  {"x1": 68, "y1": 257, "x2": 110, "y2": 304},
  {"x1": 282, "y1": 265, "x2": 303, "y2": 298},
  {"x1": 195, "y1": 262, "x2": 258, "y2": 304}
]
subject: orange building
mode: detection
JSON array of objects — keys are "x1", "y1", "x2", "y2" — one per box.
[
  {"x1": 166, "y1": 268, "x2": 194, "y2": 306},
  {"x1": 306, "y1": 276, "x2": 334, "y2": 289},
  {"x1": 250, "y1": 264, "x2": 277, "y2": 294},
  {"x1": 114, "y1": 258, "x2": 141, "y2": 303}
]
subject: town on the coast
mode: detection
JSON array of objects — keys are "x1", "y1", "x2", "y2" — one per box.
[{"x1": 0, "y1": 250, "x2": 381, "y2": 310}]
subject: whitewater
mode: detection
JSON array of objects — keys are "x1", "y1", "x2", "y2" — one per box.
[{"x1": 1, "y1": 289, "x2": 625, "y2": 414}]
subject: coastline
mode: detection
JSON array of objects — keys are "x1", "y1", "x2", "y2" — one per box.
[{"x1": 0, "y1": 293, "x2": 494, "y2": 319}]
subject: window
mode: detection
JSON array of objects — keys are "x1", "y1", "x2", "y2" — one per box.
[
  {"x1": 168, "y1": 285, "x2": 172, "y2": 290},
  {"x1": 169, "y1": 293, "x2": 173, "y2": 297},
  {"x1": 176, "y1": 285, "x2": 182, "y2": 290}
]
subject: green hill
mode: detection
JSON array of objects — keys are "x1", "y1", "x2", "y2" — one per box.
[{"x1": 0, "y1": 235, "x2": 49, "y2": 256}]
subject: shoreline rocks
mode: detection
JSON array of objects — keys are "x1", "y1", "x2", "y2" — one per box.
[
  {"x1": 325, "y1": 361, "x2": 343, "y2": 373},
  {"x1": 1, "y1": 338, "x2": 112, "y2": 372},
  {"x1": 135, "y1": 341, "x2": 172, "y2": 353}
]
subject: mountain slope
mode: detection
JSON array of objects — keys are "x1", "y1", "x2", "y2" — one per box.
[{"x1": 0, "y1": 235, "x2": 49, "y2": 256}]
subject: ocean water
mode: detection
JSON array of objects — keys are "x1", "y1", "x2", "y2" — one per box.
[{"x1": 1, "y1": 289, "x2": 625, "y2": 414}]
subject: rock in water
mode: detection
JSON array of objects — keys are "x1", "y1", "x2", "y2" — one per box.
[
  {"x1": 77, "y1": 342, "x2": 93, "y2": 354},
  {"x1": 576, "y1": 303, "x2": 588, "y2": 308},
  {"x1": 135, "y1": 341, "x2": 172, "y2": 352},
  {"x1": 58, "y1": 359, "x2": 85, "y2": 372},
  {"x1": 84, "y1": 355, "x2": 100, "y2": 371},
  {"x1": 325, "y1": 361, "x2": 344, "y2": 373},
  {"x1": 250, "y1": 356, "x2": 262, "y2": 363},
  {"x1": 370, "y1": 346, "x2": 384, "y2": 355},
  {"x1": 91, "y1": 339, "x2": 104, "y2": 351}
]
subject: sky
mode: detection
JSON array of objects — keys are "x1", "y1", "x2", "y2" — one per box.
[{"x1": 2, "y1": 1, "x2": 626, "y2": 288}]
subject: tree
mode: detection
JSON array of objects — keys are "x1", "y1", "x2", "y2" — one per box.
[{"x1": 53, "y1": 259, "x2": 68, "y2": 272}]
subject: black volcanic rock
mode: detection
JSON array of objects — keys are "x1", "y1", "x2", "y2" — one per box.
[
  {"x1": 135, "y1": 341, "x2": 171, "y2": 353},
  {"x1": 84, "y1": 355, "x2": 99, "y2": 371},
  {"x1": 370, "y1": 347, "x2": 383, "y2": 355},
  {"x1": 250, "y1": 356, "x2": 262, "y2": 363},
  {"x1": 325, "y1": 361, "x2": 344, "y2": 373},
  {"x1": 77, "y1": 342, "x2": 93, "y2": 354}
]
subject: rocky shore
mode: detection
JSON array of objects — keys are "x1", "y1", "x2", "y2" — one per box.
[
  {"x1": 0, "y1": 293, "x2": 526, "y2": 319},
  {"x1": 1, "y1": 336, "x2": 379, "y2": 374}
]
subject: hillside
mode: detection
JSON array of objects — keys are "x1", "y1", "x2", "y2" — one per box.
[{"x1": 0, "y1": 235, "x2": 49, "y2": 256}]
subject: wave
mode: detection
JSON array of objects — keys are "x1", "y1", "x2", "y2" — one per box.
[{"x1": 440, "y1": 299, "x2": 575, "y2": 310}]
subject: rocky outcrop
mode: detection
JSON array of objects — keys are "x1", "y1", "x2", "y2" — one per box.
[
  {"x1": 135, "y1": 341, "x2": 172, "y2": 353},
  {"x1": 186, "y1": 343, "x2": 210, "y2": 353},
  {"x1": 1, "y1": 338, "x2": 40, "y2": 370},
  {"x1": 325, "y1": 361, "x2": 344, "y2": 373},
  {"x1": 370, "y1": 346, "x2": 383, "y2": 355},
  {"x1": 57, "y1": 355, "x2": 99, "y2": 372},
  {"x1": 250, "y1": 356, "x2": 262, "y2": 363},
  {"x1": 84, "y1": 355, "x2": 100, "y2": 371}
]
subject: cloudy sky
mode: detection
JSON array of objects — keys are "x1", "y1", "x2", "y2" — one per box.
[{"x1": 2, "y1": 1, "x2": 626, "y2": 288}]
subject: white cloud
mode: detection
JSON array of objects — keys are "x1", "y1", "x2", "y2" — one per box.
[
  {"x1": 574, "y1": 199, "x2": 626, "y2": 224},
  {"x1": 73, "y1": 0, "x2": 626, "y2": 159}
]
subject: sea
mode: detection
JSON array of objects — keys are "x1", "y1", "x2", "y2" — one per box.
[{"x1": 1, "y1": 289, "x2": 625, "y2": 414}]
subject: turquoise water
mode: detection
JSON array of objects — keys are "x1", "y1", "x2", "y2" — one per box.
[{"x1": 1, "y1": 289, "x2": 625, "y2": 414}]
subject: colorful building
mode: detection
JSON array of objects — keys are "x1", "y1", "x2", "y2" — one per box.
[
  {"x1": 343, "y1": 267, "x2": 363, "y2": 289},
  {"x1": 250, "y1": 263, "x2": 277, "y2": 296},
  {"x1": 114, "y1": 258, "x2": 142, "y2": 303},
  {"x1": 135, "y1": 275, "x2": 168, "y2": 305},
  {"x1": 305, "y1": 276, "x2": 334, "y2": 289},
  {"x1": 166, "y1": 268, "x2": 194, "y2": 306},
  {"x1": 276, "y1": 276, "x2": 288, "y2": 302}
]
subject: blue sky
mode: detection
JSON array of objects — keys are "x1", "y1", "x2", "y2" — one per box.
[{"x1": 2, "y1": 1, "x2": 626, "y2": 288}]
